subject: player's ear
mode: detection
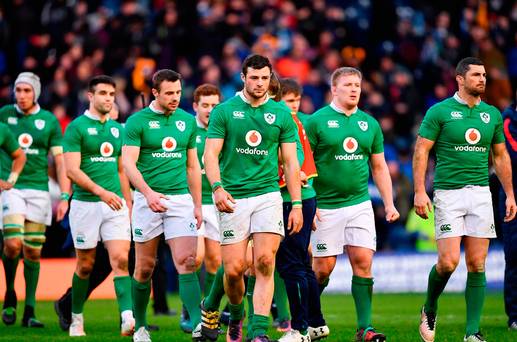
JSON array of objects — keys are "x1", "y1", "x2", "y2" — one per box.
[
  {"x1": 240, "y1": 73, "x2": 245, "y2": 83},
  {"x1": 151, "y1": 87, "x2": 159, "y2": 98}
]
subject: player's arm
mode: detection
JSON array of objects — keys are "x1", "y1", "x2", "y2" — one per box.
[
  {"x1": 121, "y1": 145, "x2": 166, "y2": 213},
  {"x1": 370, "y1": 153, "x2": 400, "y2": 222},
  {"x1": 412, "y1": 136, "x2": 435, "y2": 219},
  {"x1": 280, "y1": 141, "x2": 303, "y2": 234},
  {"x1": 0, "y1": 148, "x2": 26, "y2": 190},
  {"x1": 64, "y1": 151, "x2": 122, "y2": 210},
  {"x1": 186, "y1": 148, "x2": 202, "y2": 228},
  {"x1": 204, "y1": 138, "x2": 235, "y2": 213},
  {"x1": 492, "y1": 142, "x2": 516, "y2": 222},
  {"x1": 52, "y1": 147, "x2": 72, "y2": 220},
  {"x1": 118, "y1": 157, "x2": 133, "y2": 214}
]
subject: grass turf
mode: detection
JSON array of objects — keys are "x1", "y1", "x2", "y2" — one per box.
[{"x1": 0, "y1": 293, "x2": 513, "y2": 341}]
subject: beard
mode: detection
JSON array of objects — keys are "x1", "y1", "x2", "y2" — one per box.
[
  {"x1": 245, "y1": 85, "x2": 267, "y2": 99},
  {"x1": 465, "y1": 83, "x2": 485, "y2": 97}
]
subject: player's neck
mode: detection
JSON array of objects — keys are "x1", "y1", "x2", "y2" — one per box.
[
  {"x1": 150, "y1": 100, "x2": 173, "y2": 116},
  {"x1": 17, "y1": 103, "x2": 38, "y2": 115},
  {"x1": 331, "y1": 100, "x2": 357, "y2": 116},
  {"x1": 88, "y1": 108, "x2": 109, "y2": 123},
  {"x1": 243, "y1": 89, "x2": 267, "y2": 107},
  {"x1": 457, "y1": 89, "x2": 481, "y2": 108}
]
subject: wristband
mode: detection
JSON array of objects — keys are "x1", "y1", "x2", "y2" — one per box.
[
  {"x1": 211, "y1": 181, "x2": 223, "y2": 193},
  {"x1": 60, "y1": 192, "x2": 70, "y2": 201},
  {"x1": 292, "y1": 200, "x2": 302, "y2": 206},
  {"x1": 7, "y1": 172, "x2": 18, "y2": 185}
]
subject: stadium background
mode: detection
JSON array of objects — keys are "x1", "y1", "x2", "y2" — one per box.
[{"x1": 0, "y1": 1, "x2": 516, "y2": 340}]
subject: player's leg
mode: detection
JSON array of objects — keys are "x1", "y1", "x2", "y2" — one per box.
[
  {"x1": 204, "y1": 238, "x2": 221, "y2": 294},
  {"x1": 272, "y1": 270, "x2": 290, "y2": 332},
  {"x1": 463, "y1": 237, "x2": 489, "y2": 340},
  {"x1": 69, "y1": 248, "x2": 96, "y2": 336}
]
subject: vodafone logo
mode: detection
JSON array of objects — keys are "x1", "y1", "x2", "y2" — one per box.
[
  {"x1": 162, "y1": 137, "x2": 177, "y2": 152},
  {"x1": 343, "y1": 137, "x2": 358, "y2": 153},
  {"x1": 18, "y1": 133, "x2": 33, "y2": 148},
  {"x1": 465, "y1": 128, "x2": 481, "y2": 145},
  {"x1": 100, "y1": 142, "x2": 114, "y2": 157},
  {"x1": 245, "y1": 130, "x2": 262, "y2": 147}
]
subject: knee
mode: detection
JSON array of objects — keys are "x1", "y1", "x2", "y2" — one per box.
[
  {"x1": 314, "y1": 269, "x2": 331, "y2": 284},
  {"x1": 466, "y1": 258, "x2": 486, "y2": 273},
  {"x1": 22, "y1": 246, "x2": 41, "y2": 262},
  {"x1": 135, "y1": 256, "x2": 156, "y2": 281},
  {"x1": 255, "y1": 254, "x2": 275, "y2": 277},
  {"x1": 437, "y1": 257, "x2": 459, "y2": 275},
  {"x1": 177, "y1": 254, "x2": 197, "y2": 273},
  {"x1": 111, "y1": 253, "x2": 129, "y2": 273},
  {"x1": 76, "y1": 260, "x2": 95, "y2": 278},
  {"x1": 205, "y1": 254, "x2": 222, "y2": 273},
  {"x1": 3, "y1": 239, "x2": 22, "y2": 258},
  {"x1": 224, "y1": 262, "x2": 246, "y2": 283}
]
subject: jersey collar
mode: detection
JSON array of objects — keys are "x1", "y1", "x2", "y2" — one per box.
[
  {"x1": 330, "y1": 101, "x2": 358, "y2": 115},
  {"x1": 14, "y1": 103, "x2": 40, "y2": 115},
  {"x1": 237, "y1": 91, "x2": 270, "y2": 107},
  {"x1": 84, "y1": 110, "x2": 109, "y2": 121},
  {"x1": 453, "y1": 92, "x2": 481, "y2": 106},
  {"x1": 196, "y1": 117, "x2": 207, "y2": 129}
]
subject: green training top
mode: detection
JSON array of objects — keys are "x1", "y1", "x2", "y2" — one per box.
[
  {"x1": 418, "y1": 93, "x2": 504, "y2": 190},
  {"x1": 207, "y1": 92, "x2": 298, "y2": 199},
  {"x1": 305, "y1": 104, "x2": 384, "y2": 209},
  {"x1": 124, "y1": 104, "x2": 197, "y2": 195},
  {"x1": 0, "y1": 104, "x2": 62, "y2": 191},
  {"x1": 64, "y1": 111, "x2": 124, "y2": 202}
]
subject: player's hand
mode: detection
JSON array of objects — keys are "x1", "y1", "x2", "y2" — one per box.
[
  {"x1": 144, "y1": 190, "x2": 167, "y2": 213},
  {"x1": 385, "y1": 205, "x2": 400, "y2": 223},
  {"x1": 287, "y1": 207, "x2": 303, "y2": 235},
  {"x1": 56, "y1": 200, "x2": 69, "y2": 221},
  {"x1": 99, "y1": 189, "x2": 124, "y2": 211},
  {"x1": 300, "y1": 171, "x2": 308, "y2": 187},
  {"x1": 214, "y1": 188, "x2": 236, "y2": 213},
  {"x1": 312, "y1": 208, "x2": 321, "y2": 231},
  {"x1": 414, "y1": 191, "x2": 433, "y2": 219},
  {"x1": 0, "y1": 180, "x2": 13, "y2": 191},
  {"x1": 504, "y1": 196, "x2": 517, "y2": 222},
  {"x1": 194, "y1": 205, "x2": 203, "y2": 229}
]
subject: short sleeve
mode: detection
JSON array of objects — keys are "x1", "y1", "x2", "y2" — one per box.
[
  {"x1": 207, "y1": 106, "x2": 226, "y2": 139},
  {"x1": 492, "y1": 108, "x2": 505, "y2": 145},
  {"x1": 418, "y1": 106, "x2": 441, "y2": 141},
  {"x1": 371, "y1": 119, "x2": 384, "y2": 154},
  {"x1": 279, "y1": 112, "x2": 297, "y2": 143},
  {"x1": 63, "y1": 123, "x2": 82, "y2": 152},
  {"x1": 124, "y1": 116, "x2": 142, "y2": 146},
  {"x1": 0, "y1": 127, "x2": 18, "y2": 155},
  {"x1": 304, "y1": 116, "x2": 318, "y2": 150},
  {"x1": 187, "y1": 118, "x2": 197, "y2": 149},
  {"x1": 49, "y1": 116, "x2": 63, "y2": 148}
]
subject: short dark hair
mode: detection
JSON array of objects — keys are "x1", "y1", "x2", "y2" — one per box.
[
  {"x1": 280, "y1": 78, "x2": 302, "y2": 97},
  {"x1": 455, "y1": 57, "x2": 484, "y2": 77},
  {"x1": 193, "y1": 84, "x2": 221, "y2": 103},
  {"x1": 88, "y1": 75, "x2": 116, "y2": 93},
  {"x1": 241, "y1": 54, "x2": 272, "y2": 76},
  {"x1": 152, "y1": 69, "x2": 182, "y2": 91}
]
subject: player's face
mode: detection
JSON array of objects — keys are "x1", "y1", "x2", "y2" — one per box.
[
  {"x1": 14, "y1": 83, "x2": 36, "y2": 111},
  {"x1": 332, "y1": 74, "x2": 361, "y2": 109},
  {"x1": 282, "y1": 92, "x2": 301, "y2": 113},
  {"x1": 89, "y1": 83, "x2": 115, "y2": 115},
  {"x1": 460, "y1": 64, "x2": 486, "y2": 97},
  {"x1": 242, "y1": 67, "x2": 271, "y2": 100},
  {"x1": 153, "y1": 80, "x2": 182, "y2": 113},
  {"x1": 194, "y1": 94, "x2": 220, "y2": 127}
]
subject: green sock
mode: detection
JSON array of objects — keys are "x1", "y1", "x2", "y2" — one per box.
[
  {"x1": 204, "y1": 266, "x2": 225, "y2": 311},
  {"x1": 132, "y1": 278, "x2": 151, "y2": 330},
  {"x1": 352, "y1": 275, "x2": 374, "y2": 329},
  {"x1": 465, "y1": 272, "x2": 486, "y2": 336},
  {"x1": 72, "y1": 273, "x2": 90, "y2": 314},
  {"x1": 114, "y1": 276, "x2": 133, "y2": 313},
  {"x1": 204, "y1": 271, "x2": 216, "y2": 296},
  {"x1": 252, "y1": 314, "x2": 269, "y2": 338},
  {"x1": 23, "y1": 259, "x2": 40, "y2": 308},
  {"x1": 246, "y1": 275, "x2": 256, "y2": 339},
  {"x1": 273, "y1": 271, "x2": 290, "y2": 321},
  {"x1": 2, "y1": 254, "x2": 20, "y2": 293},
  {"x1": 424, "y1": 265, "x2": 451, "y2": 314},
  {"x1": 179, "y1": 272, "x2": 202, "y2": 327},
  {"x1": 228, "y1": 300, "x2": 245, "y2": 321}
]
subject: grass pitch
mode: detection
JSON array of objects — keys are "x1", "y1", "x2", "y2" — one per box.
[{"x1": 0, "y1": 293, "x2": 513, "y2": 341}]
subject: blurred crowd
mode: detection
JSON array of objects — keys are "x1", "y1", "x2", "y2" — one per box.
[{"x1": 1, "y1": 0, "x2": 516, "y2": 251}]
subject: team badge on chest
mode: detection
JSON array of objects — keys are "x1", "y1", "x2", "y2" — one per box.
[
  {"x1": 480, "y1": 112, "x2": 490, "y2": 124},
  {"x1": 358, "y1": 121, "x2": 368, "y2": 131},
  {"x1": 176, "y1": 120, "x2": 186, "y2": 132},
  {"x1": 111, "y1": 127, "x2": 119, "y2": 138},
  {"x1": 264, "y1": 113, "x2": 276, "y2": 124},
  {"x1": 34, "y1": 119, "x2": 45, "y2": 130}
]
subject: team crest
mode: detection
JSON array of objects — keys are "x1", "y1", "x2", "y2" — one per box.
[
  {"x1": 176, "y1": 120, "x2": 185, "y2": 132},
  {"x1": 111, "y1": 127, "x2": 119, "y2": 138},
  {"x1": 358, "y1": 121, "x2": 368, "y2": 131},
  {"x1": 34, "y1": 119, "x2": 45, "y2": 130},
  {"x1": 480, "y1": 112, "x2": 490, "y2": 124},
  {"x1": 264, "y1": 113, "x2": 276, "y2": 124}
]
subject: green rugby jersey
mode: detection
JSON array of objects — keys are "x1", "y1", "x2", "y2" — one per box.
[
  {"x1": 418, "y1": 93, "x2": 504, "y2": 190},
  {"x1": 207, "y1": 92, "x2": 297, "y2": 199},
  {"x1": 305, "y1": 104, "x2": 384, "y2": 209},
  {"x1": 195, "y1": 122, "x2": 213, "y2": 204},
  {"x1": 64, "y1": 112, "x2": 123, "y2": 202},
  {"x1": 124, "y1": 104, "x2": 197, "y2": 195},
  {"x1": 0, "y1": 122, "x2": 19, "y2": 174},
  {"x1": 0, "y1": 104, "x2": 62, "y2": 191}
]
